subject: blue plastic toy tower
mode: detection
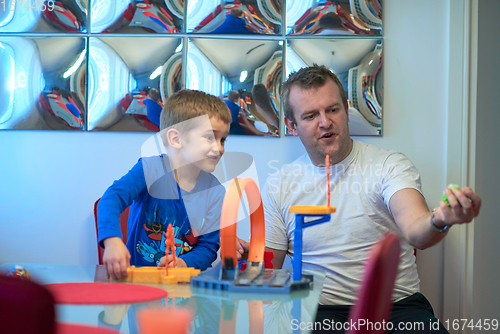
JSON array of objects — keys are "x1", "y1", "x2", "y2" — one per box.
[
  {"x1": 290, "y1": 154, "x2": 336, "y2": 281},
  {"x1": 291, "y1": 209, "x2": 334, "y2": 281}
]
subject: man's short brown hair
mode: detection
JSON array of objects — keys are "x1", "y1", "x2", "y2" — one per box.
[
  {"x1": 281, "y1": 64, "x2": 348, "y2": 124},
  {"x1": 160, "y1": 90, "x2": 232, "y2": 144}
]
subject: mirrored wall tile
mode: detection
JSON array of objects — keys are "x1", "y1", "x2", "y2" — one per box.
[
  {"x1": 286, "y1": 38, "x2": 382, "y2": 135},
  {"x1": 0, "y1": 0, "x2": 88, "y2": 33},
  {"x1": 87, "y1": 36, "x2": 182, "y2": 131},
  {"x1": 0, "y1": 36, "x2": 86, "y2": 130},
  {"x1": 91, "y1": 0, "x2": 183, "y2": 33},
  {"x1": 286, "y1": 0, "x2": 381, "y2": 36},
  {"x1": 187, "y1": 0, "x2": 281, "y2": 35},
  {"x1": 187, "y1": 38, "x2": 281, "y2": 136}
]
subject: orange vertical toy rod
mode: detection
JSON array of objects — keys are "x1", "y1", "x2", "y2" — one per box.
[
  {"x1": 164, "y1": 229, "x2": 169, "y2": 276},
  {"x1": 326, "y1": 154, "x2": 330, "y2": 207},
  {"x1": 166, "y1": 224, "x2": 176, "y2": 268}
]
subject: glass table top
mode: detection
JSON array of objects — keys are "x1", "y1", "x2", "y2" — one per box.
[{"x1": 0, "y1": 262, "x2": 325, "y2": 334}]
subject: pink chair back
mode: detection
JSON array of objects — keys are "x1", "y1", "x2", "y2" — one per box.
[
  {"x1": 346, "y1": 232, "x2": 401, "y2": 334},
  {"x1": 0, "y1": 275, "x2": 56, "y2": 334}
]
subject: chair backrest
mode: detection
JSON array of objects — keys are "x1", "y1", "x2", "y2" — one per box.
[
  {"x1": 94, "y1": 198, "x2": 130, "y2": 265},
  {"x1": 0, "y1": 275, "x2": 56, "y2": 334},
  {"x1": 346, "y1": 232, "x2": 401, "y2": 334}
]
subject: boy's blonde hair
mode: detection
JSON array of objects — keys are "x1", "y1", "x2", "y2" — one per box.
[{"x1": 160, "y1": 89, "x2": 232, "y2": 134}]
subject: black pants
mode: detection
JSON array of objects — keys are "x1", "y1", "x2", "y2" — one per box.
[{"x1": 313, "y1": 293, "x2": 449, "y2": 333}]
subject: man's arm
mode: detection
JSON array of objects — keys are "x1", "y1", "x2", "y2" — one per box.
[
  {"x1": 265, "y1": 247, "x2": 287, "y2": 269},
  {"x1": 389, "y1": 187, "x2": 481, "y2": 250}
]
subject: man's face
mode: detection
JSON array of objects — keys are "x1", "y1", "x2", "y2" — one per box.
[{"x1": 285, "y1": 78, "x2": 352, "y2": 166}]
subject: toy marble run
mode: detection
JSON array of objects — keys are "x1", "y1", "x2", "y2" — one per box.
[
  {"x1": 191, "y1": 157, "x2": 336, "y2": 293},
  {"x1": 113, "y1": 224, "x2": 200, "y2": 284}
]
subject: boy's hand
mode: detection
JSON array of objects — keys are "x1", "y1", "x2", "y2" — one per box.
[
  {"x1": 158, "y1": 255, "x2": 187, "y2": 268},
  {"x1": 237, "y1": 238, "x2": 249, "y2": 261},
  {"x1": 102, "y1": 237, "x2": 131, "y2": 280}
]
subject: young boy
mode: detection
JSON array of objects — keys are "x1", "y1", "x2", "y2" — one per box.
[
  {"x1": 144, "y1": 88, "x2": 162, "y2": 127},
  {"x1": 225, "y1": 90, "x2": 246, "y2": 135},
  {"x1": 97, "y1": 90, "x2": 232, "y2": 280}
]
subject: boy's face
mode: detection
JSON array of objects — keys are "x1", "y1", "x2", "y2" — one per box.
[{"x1": 181, "y1": 117, "x2": 230, "y2": 173}]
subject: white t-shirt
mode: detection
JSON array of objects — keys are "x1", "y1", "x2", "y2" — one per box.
[{"x1": 263, "y1": 140, "x2": 421, "y2": 305}]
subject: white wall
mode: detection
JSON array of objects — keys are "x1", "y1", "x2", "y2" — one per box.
[
  {"x1": 0, "y1": 0, "x2": 450, "y2": 320},
  {"x1": 358, "y1": 0, "x2": 450, "y2": 319},
  {"x1": 471, "y1": 0, "x2": 500, "y2": 323}
]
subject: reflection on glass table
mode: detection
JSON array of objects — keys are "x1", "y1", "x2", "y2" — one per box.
[
  {"x1": 0, "y1": 0, "x2": 88, "y2": 33},
  {"x1": 286, "y1": 0, "x2": 381, "y2": 36},
  {"x1": 188, "y1": 0, "x2": 280, "y2": 34},
  {"x1": 91, "y1": 0, "x2": 182, "y2": 33},
  {"x1": 286, "y1": 38, "x2": 382, "y2": 135},
  {"x1": 0, "y1": 263, "x2": 325, "y2": 334},
  {"x1": 0, "y1": 37, "x2": 86, "y2": 130}
]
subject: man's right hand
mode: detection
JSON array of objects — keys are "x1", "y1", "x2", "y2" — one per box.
[{"x1": 102, "y1": 237, "x2": 131, "y2": 280}]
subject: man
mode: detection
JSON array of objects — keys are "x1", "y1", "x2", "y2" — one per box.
[{"x1": 262, "y1": 65, "x2": 481, "y2": 333}]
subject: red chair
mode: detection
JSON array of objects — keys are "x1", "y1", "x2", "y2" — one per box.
[
  {"x1": 120, "y1": 97, "x2": 130, "y2": 111},
  {"x1": 346, "y1": 232, "x2": 401, "y2": 334},
  {"x1": 94, "y1": 198, "x2": 130, "y2": 265},
  {"x1": 0, "y1": 275, "x2": 56, "y2": 334}
]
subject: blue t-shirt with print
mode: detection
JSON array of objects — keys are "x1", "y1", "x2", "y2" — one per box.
[{"x1": 97, "y1": 155, "x2": 224, "y2": 270}]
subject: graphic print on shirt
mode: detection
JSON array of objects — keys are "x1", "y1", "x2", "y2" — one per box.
[
  {"x1": 142, "y1": 205, "x2": 167, "y2": 241},
  {"x1": 159, "y1": 224, "x2": 199, "y2": 257},
  {"x1": 135, "y1": 203, "x2": 199, "y2": 266}
]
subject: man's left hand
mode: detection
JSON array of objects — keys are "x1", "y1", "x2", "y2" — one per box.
[{"x1": 433, "y1": 187, "x2": 482, "y2": 227}]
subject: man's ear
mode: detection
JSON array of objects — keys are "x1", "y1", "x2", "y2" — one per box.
[
  {"x1": 284, "y1": 117, "x2": 299, "y2": 137},
  {"x1": 166, "y1": 128, "x2": 182, "y2": 149}
]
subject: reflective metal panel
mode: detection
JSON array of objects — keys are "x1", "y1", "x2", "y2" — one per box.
[
  {"x1": 91, "y1": 0, "x2": 183, "y2": 33},
  {"x1": 286, "y1": 0, "x2": 381, "y2": 36},
  {"x1": 286, "y1": 38, "x2": 382, "y2": 135},
  {"x1": 87, "y1": 37, "x2": 182, "y2": 131},
  {"x1": 0, "y1": 0, "x2": 88, "y2": 33},
  {"x1": 187, "y1": 38, "x2": 281, "y2": 136},
  {"x1": 187, "y1": 0, "x2": 281, "y2": 34},
  {"x1": 0, "y1": 37, "x2": 86, "y2": 130}
]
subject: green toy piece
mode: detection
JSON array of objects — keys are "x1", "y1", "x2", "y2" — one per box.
[{"x1": 441, "y1": 184, "x2": 460, "y2": 205}]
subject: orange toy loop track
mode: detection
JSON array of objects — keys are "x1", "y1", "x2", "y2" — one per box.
[{"x1": 220, "y1": 178, "x2": 266, "y2": 269}]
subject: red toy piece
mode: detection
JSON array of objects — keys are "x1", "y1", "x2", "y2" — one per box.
[{"x1": 165, "y1": 224, "x2": 176, "y2": 271}]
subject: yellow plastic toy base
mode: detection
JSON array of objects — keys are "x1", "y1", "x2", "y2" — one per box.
[
  {"x1": 289, "y1": 205, "x2": 336, "y2": 214},
  {"x1": 112, "y1": 266, "x2": 200, "y2": 284},
  {"x1": 160, "y1": 268, "x2": 201, "y2": 284}
]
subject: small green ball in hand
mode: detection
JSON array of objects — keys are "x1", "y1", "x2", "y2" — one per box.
[{"x1": 441, "y1": 184, "x2": 460, "y2": 205}]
